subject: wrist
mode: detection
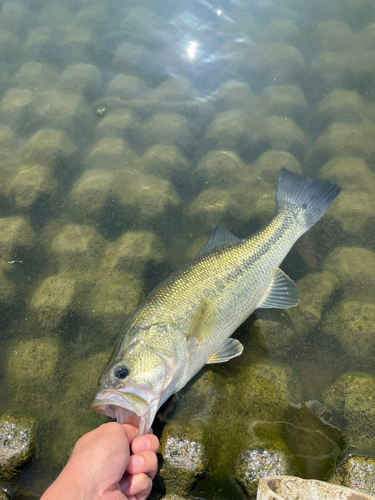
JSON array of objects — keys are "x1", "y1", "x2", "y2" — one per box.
[{"x1": 41, "y1": 462, "x2": 94, "y2": 500}]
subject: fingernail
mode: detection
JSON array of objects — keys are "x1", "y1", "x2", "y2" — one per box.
[{"x1": 132, "y1": 455, "x2": 144, "y2": 468}]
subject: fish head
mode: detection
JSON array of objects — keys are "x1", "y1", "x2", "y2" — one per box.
[{"x1": 92, "y1": 329, "x2": 184, "y2": 435}]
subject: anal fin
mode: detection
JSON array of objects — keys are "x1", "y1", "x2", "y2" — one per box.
[
  {"x1": 207, "y1": 338, "x2": 243, "y2": 364},
  {"x1": 259, "y1": 268, "x2": 300, "y2": 309}
]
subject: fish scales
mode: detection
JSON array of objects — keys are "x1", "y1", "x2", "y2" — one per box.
[{"x1": 93, "y1": 168, "x2": 340, "y2": 435}]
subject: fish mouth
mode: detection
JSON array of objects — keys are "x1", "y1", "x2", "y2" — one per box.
[{"x1": 92, "y1": 390, "x2": 154, "y2": 436}]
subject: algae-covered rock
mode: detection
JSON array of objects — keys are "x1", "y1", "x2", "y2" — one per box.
[
  {"x1": 159, "y1": 422, "x2": 210, "y2": 496},
  {"x1": 87, "y1": 137, "x2": 137, "y2": 170},
  {"x1": 30, "y1": 90, "x2": 91, "y2": 135},
  {"x1": 287, "y1": 271, "x2": 340, "y2": 334},
  {"x1": 323, "y1": 372, "x2": 375, "y2": 452},
  {"x1": 188, "y1": 186, "x2": 253, "y2": 234},
  {"x1": 0, "y1": 127, "x2": 18, "y2": 196},
  {"x1": 8, "y1": 164, "x2": 57, "y2": 211},
  {"x1": 204, "y1": 110, "x2": 251, "y2": 156},
  {"x1": 313, "y1": 122, "x2": 375, "y2": 168},
  {"x1": 254, "y1": 318, "x2": 300, "y2": 358},
  {"x1": 21, "y1": 129, "x2": 77, "y2": 170},
  {"x1": 111, "y1": 42, "x2": 164, "y2": 84},
  {"x1": 0, "y1": 261, "x2": 15, "y2": 307},
  {"x1": 322, "y1": 301, "x2": 375, "y2": 361},
  {"x1": 37, "y1": 350, "x2": 109, "y2": 467},
  {"x1": 312, "y1": 21, "x2": 356, "y2": 53},
  {"x1": 70, "y1": 169, "x2": 114, "y2": 220},
  {"x1": 143, "y1": 113, "x2": 193, "y2": 155},
  {"x1": 211, "y1": 80, "x2": 256, "y2": 112},
  {"x1": 259, "y1": 85, "x2": 308, "y2": 125},
  {"x1": 139, "y1": 145, "x2": 190, "y2": 192},
  {"x1": 330, "y1": 455, "x2": 375, "y2": 496},
  {"x1": 253, "y1": 150, "x2": 302, "y2": 183},
  {"x1": 29, "y1": 273, "x2": 92, "y2": 331},
  {"x1": 204, "y1": 360, "x2": 302, "y2": 480},
  {"x1": 95, "y1": 110, "x2": 142, "y2": 147},
  {"x1": 58, "y1": 63, "x2": 103, "y2": 100},
  {"x1": 87, "y1": 274, "x2": 143, "y2": 338},
  {"x1": 319, "y1": 157, "x2": 375, "y2": 193},
  {"x1": 310, "y1": 52, "x2": 355, "y2": 98},
  {"x1": 237, "y1": 360, "x2": 302, "y2": 420},
  {"x1": 0, "y1": 88, "x2": 34, "y2": 130},
  {"x1": 172, "y1": 371, "x2": 222, "y2": 426},
  {"x1": 323, "y1": 247, "x2": 375, "y2": 297},
  {"x1": 254, "y1": 116, "x2": 306, "y2": 160},
  {"x1": 8, "y1": 338, "x2": 60, "y2": 386},
  {"x1": 50, "y1": 224, "x2": 106, "y2": 273},
  {"x1": 107, "y1": 74, "x2": 148, "y2": 101},
  {"x1": 323, "y1": 190, "x2": 375, "y2": 240},
  {"x1": 115, "y1": 171, "x2": 180, "y2": 228},
  {"x1": 245, "y1": 43, "x2": 304, "y2": 85},
  {"x1": 0, "y1": 216, "x2": 35, "y2": 262},
  {"x1": 234, "y1": 448, "x2": 293, "y2": 499},
  {"x1": 195, "y1": 151, "x2": 249, "y2": 189},
  {"x1": 256, "y1": 20, "x2": 303, "y2": 47},
  {"x1": 311, "y1": 90, "x2": 368, "y2": 134},
  {"x1": 0, "y1": 415, "x2": 36, "y2": 482},
  {"x1": 195, "y1": 150, "x2": 249, "y2": 189}
]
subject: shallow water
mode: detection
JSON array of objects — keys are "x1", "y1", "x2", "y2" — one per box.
[{"x1": 0, "y1": 0, "x2": 375, "y2": 497}]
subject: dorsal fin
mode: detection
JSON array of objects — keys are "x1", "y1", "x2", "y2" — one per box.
[{"x1": 196, "y1": 223, "x2": 240, "y2": 257}]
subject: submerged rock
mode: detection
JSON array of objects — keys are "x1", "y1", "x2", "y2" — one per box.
[
  {"x1": 0, "y1": 217, "x2": 35, "y2": 262},
  {"x1": 8, "y1": 164, "x2": 57, "y2": 211},
  {"x1": 234, "y1": 448, "x2": 293, "y2": 499},
  {"x1": 259, "y1": 85, "x2": 308, "y2": 126},
  {"x1": 159, "y1": 423, "x2": 210, "y2": 496},
  {"x1": 102, "y1": 231, "x2": 166, "y2": 281},
  {"x1": 330, "y1": 455, "x2": 375, "y2": 496},
  {"x1": 69, "y1": 169, "x2": 114, "y2": 221},
  {"x1": 322, "y1": 300, "x2": 375, "y2": 361},
  {"x1": 0, "y1": 262, "x2": 15, "y2": 307},
  {"x1": 323, "y1": 372, "x2": 375, "y2": 452},
  {"x1": 323, "y1": 247, "x2": 375, "y2": 297},
  {"x1": 211, "y1": 80, "x2": 256, "y2": 113},
  {"x1": 20, "y1": 129, "x2": 77, "y2": 172},
  {"x1": 0, "y1": 415, "x2": 36, "y2": 482},
  {"x1": 195, "y1": 150, "x2": 248, "y2": 190},
  {"x1": 29, "y1": 273, "x2": 92, "y2": 331},
  {"x1": 287, "y1": 271, "x2": 340, "y2": 334},
  {"x1": 50, "y1": 224, "x2": 106, "y2": 273}
]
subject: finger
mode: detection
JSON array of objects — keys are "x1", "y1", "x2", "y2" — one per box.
[
  {"x1": 120, "y1": 472, "x2": 152, "y2": 499},
  {"x1": 126, "y1": 451, "x2": 158, "y2": 479},
  {"x1": 132, "y1": 434, "x2": 159, "y2": 454},
  {"x1": 121, "y1": 423, "x2": 139, "y2": 444}
]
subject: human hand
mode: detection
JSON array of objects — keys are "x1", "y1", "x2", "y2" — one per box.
[{"x1": 41, "y1": 422, "x2": 159, "y2": 500}]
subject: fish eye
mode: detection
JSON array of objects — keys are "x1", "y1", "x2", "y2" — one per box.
[{"x1": 114, "y1": 366, "x2": 129, "y2": 379}]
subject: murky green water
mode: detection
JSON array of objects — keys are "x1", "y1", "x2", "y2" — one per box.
[{"x1": 0, "y1": 0, "x2": 375, "y2": 497}]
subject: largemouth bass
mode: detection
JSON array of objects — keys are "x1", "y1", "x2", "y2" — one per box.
[{"x1": 92, "y1": 168, "x2": 340, "y2": 435}]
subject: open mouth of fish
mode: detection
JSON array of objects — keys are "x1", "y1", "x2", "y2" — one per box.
[{"x1": 92, "y1": 390, "x2": 153, "y2": 435}]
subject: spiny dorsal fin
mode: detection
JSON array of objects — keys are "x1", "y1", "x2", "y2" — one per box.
[
  {"x1": 207, "y1": 338, "x2": 243, "y2": 364},
  {"x1": 258, "y1": 268, "x2": 300, "y2": 309},
  {"x1": 187, "y1": 298, "x2": 217, "y2": 345},
  {"x1": 195, "y1": 223, "x2": 240, "y2": 257}
]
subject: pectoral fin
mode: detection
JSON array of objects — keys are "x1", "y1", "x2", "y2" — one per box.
[
  {"x1": 187, "y1": 298, "x2": 217, "y2": 345},
  {"x1": 259, "y1": 268, "x2": 300, "y2": 309},
  {"x1": 207, "y1": 338, "x2": 243, "y2": 364}
]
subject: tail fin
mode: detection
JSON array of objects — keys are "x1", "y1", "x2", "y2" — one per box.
[{"x1": 275, "y1": 168, "x2": 340, "y2": 231}]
